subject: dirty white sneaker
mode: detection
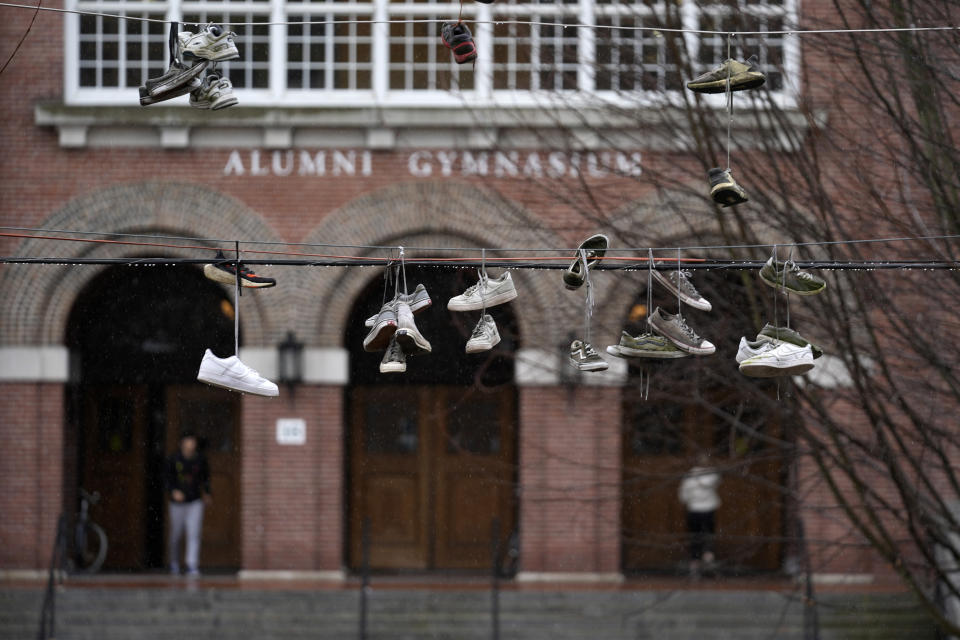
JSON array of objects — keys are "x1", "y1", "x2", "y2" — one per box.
[
  {"x1": 380, "y1": 335, "x2": 406, "y2": 373},
  {"x1": 190, "y1": 74, "x2": 238, "y2": 110},
  {"x1": 196, "y1": 349, "x2": 278, "y2": 396},
  {"x1": 465, "y1": 314, "x2": 500, "y2": 354},
  {"x1": 569, "y1": 339, "x2": 608, "y2": 372},
  {"x1": 448, "y1": 271, "x2": 517, "y2": 312},
  {"x1": 179, "y1": 24, "x2": 240, "y2": 62},
  {"x1": 739, "y1": 343, "x2": 814, "y2": 378},
  {"x1": 394, "y1": 301, "x2": 431, "y2": 355}
]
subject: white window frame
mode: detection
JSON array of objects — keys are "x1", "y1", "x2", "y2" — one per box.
[{"x1": 64, "y1": 0, "x2": 799, "y2": 109}]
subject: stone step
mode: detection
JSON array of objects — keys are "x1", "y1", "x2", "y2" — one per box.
[{"x1": 0, "y1": 586, "x2": 936, "y2": 640}]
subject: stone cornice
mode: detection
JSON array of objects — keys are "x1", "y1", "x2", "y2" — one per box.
[{"x1": 35, "y1": 101, "x2": 821, "y2": 151}]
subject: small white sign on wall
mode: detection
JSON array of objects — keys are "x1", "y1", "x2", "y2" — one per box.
[{"x1": 276, "y1": 418, "x2": 307, "y2": 445}]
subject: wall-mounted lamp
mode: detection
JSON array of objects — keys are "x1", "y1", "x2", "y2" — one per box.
[{"x1": 277, "y1": 331, "x2": 304, "y2": 388}]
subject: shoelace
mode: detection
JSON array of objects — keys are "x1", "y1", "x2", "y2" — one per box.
[
  {"x1": 386, "y1": 338, "x2": 403, "y2": 360},
  {"x1": 674, "y1": 314, "x2": 702, "y2": 343},
  {"x1": 783, "y1": 260, "x2": 817, "y2": 282},
  {"x1": 671, "y1": 269, "x2": 702, "y2": 297},
  {"x1": 470, "y1": 320, "x2": 488, "y2": 340}
]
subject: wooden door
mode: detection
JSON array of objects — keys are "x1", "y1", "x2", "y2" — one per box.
[
  {"x1": 350, "y1": 386, "x2": 516, "y2": 570},
  {"x1": 82, "y1": 385, "x2": 148, "y2": 569},
  {"x1": 622, "y1": 399, "x2": 784, "y2": 572},
  {"x1": 165, "y1": 385, "x2": 242, "y2": 569}
]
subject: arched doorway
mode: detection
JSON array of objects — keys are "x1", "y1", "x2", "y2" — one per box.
[
  {"x1": 66, "y1": 264, "x2": 243, "y2": 571},
  {"x1": 620, "y1": 268, "x2": 790, "y2": 574},
  {"x1": 345, "y1": 267, "x2": 519, "y2": 571}
]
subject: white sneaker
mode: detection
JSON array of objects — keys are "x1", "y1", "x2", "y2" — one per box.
[
  {"x1": 190, "y1": 74, "x2": 238, "y2": 110},
  {"x1": 179, "y1": 25, "x2": 240, "y2": 62},
  {"x1": 465, "y1": 314, "x2": 500, "y2": 354},
  {"x1": 448, "y1": 271, "x2": 517, "y2": 312},
  {"x1": 196, "y1": 349, "x2": 278, "y2": 396},
  {"x1": 735, "y1": 336, "x2": 778, "y2": 363},
  {"x1": 394, "y1": 302, "x2": 431, "y2": 355},
  {"x1": 380, "y1": 335, "x2": 406, "y2": 373},
  {"x1": 739, "y1": 343, "x2": 814, "y2": 378}
]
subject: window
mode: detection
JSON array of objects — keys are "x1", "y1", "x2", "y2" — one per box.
[{"x1": 65, "y1": 0, "x2": 797, "y2": 105}]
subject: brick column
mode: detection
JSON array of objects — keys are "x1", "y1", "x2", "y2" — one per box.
[
  {"x1": 0, "y1": 383, "x2": 64, "y2": 570},
  {"x1": 240, "y1": 385, "x2": 344, "y2": 574},
  {"x1": 517, "y1": 385, "x2": 622, "y2": 579}
]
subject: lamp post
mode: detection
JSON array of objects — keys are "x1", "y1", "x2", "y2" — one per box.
[{"x1": 277, "y1": 331, "x2": 304, "y2": 390}]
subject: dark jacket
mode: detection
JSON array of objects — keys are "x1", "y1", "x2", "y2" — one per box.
[{"x1": 164, "y1": 451, "x2": 211, "y2": 503}]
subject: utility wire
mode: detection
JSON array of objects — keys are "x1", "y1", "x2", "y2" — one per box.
[
  {"x1": 0, "y1": 1, "x2": 957, "y2": 35},
  {"x1": 2, "y1": 227, "x2": 958, "y2": 257}
]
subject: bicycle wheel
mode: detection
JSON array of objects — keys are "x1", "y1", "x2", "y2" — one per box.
[{"x1": 74, "y1": 522, "x2": 107, "y2": 573}]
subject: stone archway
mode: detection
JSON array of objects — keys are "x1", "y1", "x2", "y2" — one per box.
[{"x1": 0, "y1": 181, "x2": 285, "y2": 348}]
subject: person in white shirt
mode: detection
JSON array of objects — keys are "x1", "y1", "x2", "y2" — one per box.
[{"x1": 678, "y1": 453, "x2": 721, "y2": 577}]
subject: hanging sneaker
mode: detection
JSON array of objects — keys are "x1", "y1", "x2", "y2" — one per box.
[
  {"x1": 139, "y1": 59, "x2": 208, "y2": 102},
  {"x1": 734, "y1": 336, "x2": 778, "y2": 363},
  {"x1": 440, "y1": 22, "x2": 477, "y2": 65},
  {"x1": 179, "y1": 25, "x2": 240, "y2": 62},
  {"x1": 196, "y1": 349, "x2": 278, "y2": 396},
  {"x1": 203, "y1": 250, "x2": 276, "y2": 288},
  {"x1": 569, "y1": 340, "x2": 608, "y2": 372},
  {"x1": 708, "y1": 168, "x2": 748, "y2": 208},
  {"x1": 647, "y1": 307, "x2": 715, "y2": 355},
  {"x1": 190, "y1": 74, "x2": 238, "y2": 110},
  {"x1": 448, "y1": 272, "x2": 517, "y2": 311},
  {"x1": 364, "y1": 284, "x2": 432, "y2": 327},
  {"x1": 652, "y1": 269, "x2": 712, "y2": 311},
  {"x1": 739, "y1": 343, "x2": 815, "y2": 378},
  {"x1": 363, "y1": 301, "x2": 398, "y2": 352},
  {"x1": 686, "y1": 56, "x2": 765, "y2": 94},
  {"x1": 394, "y1": 301, "x2": 432, "y2": 355},
  {"x1": 758, "y1": 258, "x2": 827, "y2": 295},
  {"x1": 563, "y1": 234, "x2": 609, "y2": 290},
  {"x1": 465, "y1": 314, "x2": 500, "y2": 354},
  {"x1": 606, "y1": 331, "x2": 687, "y2": 359},
  {"x1": 757, "y1": 323, "x2": 824, "y2": 359},
  {"x1": 379, "y1": 335, "x2": 407, "y2": 373}
]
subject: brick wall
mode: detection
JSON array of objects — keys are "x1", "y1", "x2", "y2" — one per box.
[
  {"x1": 0, "y1": 383, "x2": 63, "y2": 569},
  {"x1": 241, "y1": 385, "x2": 343, "y2": 570},
  {"x1": 518, "y1": 386, "x2": 621, "y2": 574}
]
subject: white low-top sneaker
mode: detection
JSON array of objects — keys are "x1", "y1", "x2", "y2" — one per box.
[
  {"x1": 739, "y1": 343, "x2": 814, "y2": 378},
  {"x1": 197, "y1": 349, "x2": 278, "y2": 396},
  {"x1": 465, "y1": 314, "x2": 500, "y2": 354},
  {"x1": 448, "y1": 271, "x2": 517, "y2": 311},
  {"x1": 735, "y1": 336, "x2": 778, "y2": 363},
  {"x1": 394, "y1": 301, "x2": 431, "y2": 355}
]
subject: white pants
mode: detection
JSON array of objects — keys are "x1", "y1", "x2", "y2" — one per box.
[{"x1": 168, "y1": 499, "x2": 204, "y2": 572}]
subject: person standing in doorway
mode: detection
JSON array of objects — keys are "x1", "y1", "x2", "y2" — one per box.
[
  {"x1": 678, "y1": 453, "x2": 721, "y2": 579},
  {"x1": 165, "y1": 433, "x2": 211, "y2": 576}
]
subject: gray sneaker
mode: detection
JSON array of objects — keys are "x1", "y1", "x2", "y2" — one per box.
[
  {"x1": 380, "y1": 335, "x2": 406, "y2": 373},
  {"x1": 758, "y1": 258, "x2": 826, "y2": 295},
  {"x1": 687, "y1": 56, "x2": 765, "y2": 94},
  {"x1": 563, "y1": 234, "x2": 608, "y2": 290},
  {"x1": 652, "y1": 269, "x2": 712, "y2": 311},
  {"x1": 448, "y1": 272, "x2": 517, "y2": 311},
  {"x1": 179, "y1": 25, "x2": 240, "y2": 62},
  {"x1": 606, "y1": 331, "x2": 688, "y2": 359},
  {"x1": 465, "y1": 314, "x2": 500, "y2": 354},
  {"x1": 394, "y1": 301, "x2": 431, "y2": 355},
  {"x1": 139, "y1": 60, "x2": 208, "y2": 104},
  {"x1": 570, "y1": 340, "x2": 608, "y2": 371},
  {"x1": 365, "y1": 284, "x2": 431, "y2": 327},
  {"x1": 363, "y1": 301, "x2": 397, "y2": 352},
  {"x1": 647, "y1": 307, "x2": 715, "y2": 355},
  {"x1": 708, "y1": 168, "x2": 749, "y2": 208},
  {"x1": 758, "y1": 323, "x2": 823, "y2": 359}
]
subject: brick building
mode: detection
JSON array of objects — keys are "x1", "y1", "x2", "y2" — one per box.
[{"x1": 0, "y1": 0, "x2": 914, "y2": 586}]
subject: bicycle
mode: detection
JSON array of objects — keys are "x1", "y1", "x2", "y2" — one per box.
[{"x1": 61, "y1": 488, "x2": 108, "y2": 574}]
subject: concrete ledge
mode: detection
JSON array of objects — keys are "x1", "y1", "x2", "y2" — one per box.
[
  {"x1": 515, "y1": 347, "x2": 627, "y2": 386},
  {"x1": 0, "y1": 569, "x2": 48, "y2": 581},
  {"x1": 515, "y1": 571, "x2": 625, "y2": 584},
  {"x1": 237, "y1": 347, "x2": 349, "y2": 385},
  {"x1": 810, "y1": 573, "x2": 875, "y2": 585},
  {"x1": 0, "y1": 346, "x2": 69, "y2": 382},
  {"x1": 237, "y1": 569, "x2": 347, "y2": 582}
]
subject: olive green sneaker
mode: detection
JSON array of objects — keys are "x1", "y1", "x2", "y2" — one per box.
[
  {"x1": 759, "y1": 258, "x2": 826, "y2": 295},
  {"x1": 606, "y1": 331, "x2": 688, "y2": 359},
  {"x1": 757, "y1": 323, "x2": 823, "y2": 359},
  {"x1": 687, "y1": 55, "x2": 766, "y2": 94}
]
